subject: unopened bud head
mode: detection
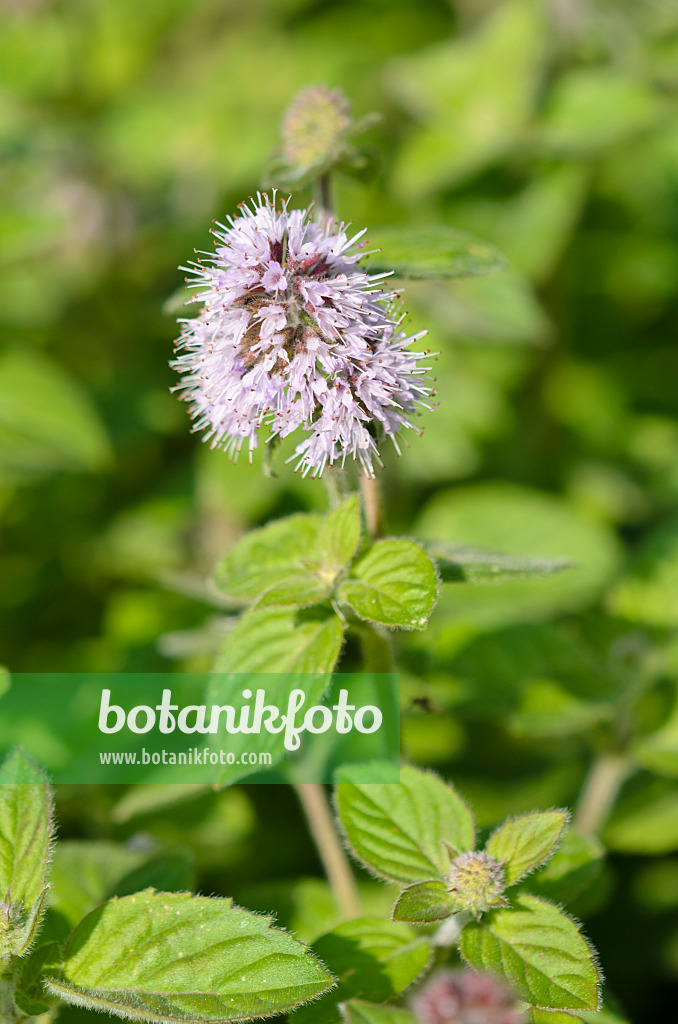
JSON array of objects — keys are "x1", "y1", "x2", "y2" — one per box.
[
  {"x1": 447, "y1": 850, "x2": 507, "y2": 919},
  {"x1": 282, "y1": 85, "x2": 352, "y2": 170}
]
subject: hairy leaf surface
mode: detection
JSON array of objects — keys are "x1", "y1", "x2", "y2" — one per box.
[
  {"x1": 337, "y1": 764, "x2": 474, "y2": 883},
  {"x1": 460, "y1": 895, "x2": 600, "y2": 1011},
  {"x1": 0, "y1": 748, "x2": 53, "y2": 955},
  {"x1": 486, "y1": 810, "x2": 568, "y2": 886},
  {"x1": 339, "y1": 540, "x2": 437, "y2": 630},
  {"x1": 46, "y1": 890, "x2": 335, "y2": 1023}
]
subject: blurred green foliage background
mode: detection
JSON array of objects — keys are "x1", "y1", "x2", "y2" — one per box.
[{"x1": 2, "y1": 0, "x2": 678, "y2": 1020}]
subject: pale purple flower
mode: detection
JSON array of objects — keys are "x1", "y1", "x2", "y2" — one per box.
[
  {"x1": 172, "y1": 192, "x2": 431, "y2": 477},
  {"x1": 411, "y1": 970, "x2": 524, "y2": 1024}
]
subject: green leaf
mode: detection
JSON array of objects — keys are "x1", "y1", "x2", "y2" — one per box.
[
  {"x1": 604, "y1": 786, "x2": 678, "y2": 854},
  {"x1": 460, "y1": 895, "x2": 600, "y2": 1011},
  {"x1": 529, "y1": 831, "x2": 604, "y2": 905},
  {"x1": 425, "y1": 542, "x2": 572, "y2": 584},
  {"x1": 485, "y1": 811, "x2": 569, "y2": 886},
  {"x1": 365, "y1": 226, "x2": 505, "y2": 280},
  {"x1": 0, "y1": 347, "x2": 111, "y2": 481},
  {"x1": 112, "y1": 851, "x2": 195, "y2": 900},
  {"x1": 606, "y1": 516, "x2": 678, "y2": 628},
  {"x1": 0, "y1": 748, "x2": 53, "y2": 956},
  {"x1": 14, "y1": 942, "x2": 61, "y2": 1016},
  {"x1": 49, "y1": 841, "x2": 148, "y2": 929},
  {"x1": 633, "y1": 685, "x2": 678, "y2": 777},
  {"x1": 205, "y1": 669, "x2": 334, "y2": 785},
  {"x1": 213, "y1": 607, "x2": 344, "y2": 674},
  {"x1": 111, "y1": 784, "x2": 211, "y2": 824},
  {"x1": 336, "y1": 763, "x2": 474, "y2": 883},
  {"x1": 0, "y1": 666, "x2": 9, "y2": 699},
  {"x1": 525, "y1": 1010, "x2": 584, "y2": 1024},
  {"x1": 213, "y1": 499, "x2": 361, "y2": 610},
  {"x1": 341, "y1": 1000, "x2": 417, "y2": 1024},
  {"x1": 509, "y1": 681, "x2": 608, "y2": 740},
  {"x1": 46, "y1": 890, "x2": 335, "y2": 1023},
  {"x1": 317, "y1": 495, "x2": 362, "y2": 571},
  {"x1": 293, "y1": 918, "x2": 430, "y2": 1024},
  {"x1": 338, "y1": 540, "x2": 437, "y2": 630},
  {"x1": 416, "y1": 483, "x2": 621, "y2": 628},
  {"x1": 541, "y1": 68, "x2": 658, "y2": 153},
  {"x1": 213, "y1": 514, "x2": 326, "y2": 607},
  {"x1": 392, "y1": 879, "x2": 462, "y2": 923},
  {"x1": 388, "y1": 0, "x2": 543, "y2": 197}
]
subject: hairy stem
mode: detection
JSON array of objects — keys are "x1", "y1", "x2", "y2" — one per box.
[
  {"x1": 574, "y1": 752, "x2": 632, "y2": 835},
  {"x1": 294, "y1": 783, "x2": 361, "y2": 919},
  {"x1": 0, "y1": 962, "x2": 21, "y2": 1024},
  {"x1": 360, "y1": 473, "x2": 385, "y2": 539},
  {"x1": 314, "y1": 173, "x2": 333, "y2": 231},
  {"x1": 323, "y1": 466, "x2": 344, "y2": 509}
]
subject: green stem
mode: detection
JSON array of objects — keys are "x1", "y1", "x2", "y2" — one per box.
[
  {"x1": 356, "y1": 623, "x2": 401, "y2": 763},
  {"x1": 323, "y1": 466, "x2": 344, "y2": 509},
  {"x1": 293, "y1": 783, "x2": 361, "y2": 919},
  {"x1": 0, "y1": 962, "x2": 21, "y2": 1024},
  {"x1": 574, "y1": 752, "x2": 633, "y2": 836},
  {"x1": 315, "y1": 173, "x2": 333, "y2": 230}
]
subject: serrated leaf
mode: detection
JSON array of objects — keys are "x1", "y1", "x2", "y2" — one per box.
[
  {"x1": 45, "y1": 890, "x2": 335, "y2": 1023},
  {"x1": 365, "y1": 226, "x2": 505, "y2": 279},
  {"x1": 341, "y1": 999, "x2": 417, "y2": 1024},
  {"x1": 392, "y1": 879, "x2": 462, "y2": 923},
  {"x1": 213, "y1": 501, "x2": 361, "y2": 611},
  {"x1": 460, "y1": 895, "x2": 600, "y2": 1011},
  {"x1": 213, "y1": 607, "x2": 344, "y2": 674},
  {"x1": 0, "y1": 748, "x2": 53, "y2": 955},
  {"x1": 336, "y1": 763, "x2": 474, "y2": 883},
  {"x1": 317, "y1": 495, "x2": 362, "y2": 571},
  {"x1": 424, "y1": 542, "x2": 572, "y2": 584},
  {"x1": 213, "y1": 514, "x2": 324, "y2": 606},
  {"x1": 293, "y1": 918, "x2": 430, "y2": 1024},
  {"x1": 338, "y1": 540, "x2": 437, "y2": 630},
  {"x1": 486, "y1": 811, "x2": 569, "y2": 886}
]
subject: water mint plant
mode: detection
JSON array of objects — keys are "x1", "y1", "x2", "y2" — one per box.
[
  {"x1": 158, "y1": 85, "x2": 610, "y2": 1024},
  {"x1": 5, "y1": 6, "x2": 678, "y2": 1023}
]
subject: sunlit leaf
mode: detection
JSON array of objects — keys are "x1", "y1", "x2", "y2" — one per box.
[
  {"x1": 336, "y1": 763, "x2": 474, "y2": 883},
  {"x1": 46, "y1": 890, "x2": 336, "y2": 1023},
  {"x1": 460, "y1": 895, "x2": 600, "y2": 1011}
]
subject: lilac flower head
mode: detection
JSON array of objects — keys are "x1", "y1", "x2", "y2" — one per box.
[
  {"x1": 172, "y1": 192, "x2": 431, "y2": 477},
  {"x1": 411, "y1": 969, "x2": 524, "y2": 1024}
]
